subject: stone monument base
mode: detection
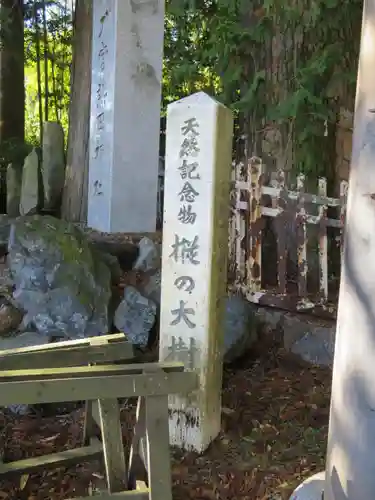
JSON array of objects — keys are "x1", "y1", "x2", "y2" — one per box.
[{"x1": 289, "y1": 471, "x2": 324, "y2": 500}]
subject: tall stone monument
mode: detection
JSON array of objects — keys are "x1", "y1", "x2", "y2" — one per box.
[
  {"x1": 87, "y1": 0, "x2": 164, "y2": 232},
  {"x1": 159, "y1": 92, "x2": 233, "y2": 452}
]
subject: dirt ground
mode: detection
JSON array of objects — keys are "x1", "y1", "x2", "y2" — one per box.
[{"x1": 0, "y1": 342, "x2": 331, "y2": 500}]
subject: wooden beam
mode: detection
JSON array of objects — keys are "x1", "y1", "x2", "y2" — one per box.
[
  {"x1": 0, "y1": 439, "x2": 102, "y2": 476},
  {"x1": 0, "y1": 340, "x2": 134, "y2": 370},
  {"x1": 145, "y1": 395, "x2": 172, "y2": 500},
  {"x1": 67, "y1": 491, "x2": 149, "y2": 500},
  {"x1": 0, "y1": 333, "x2": 128, "y2": 356},
  {"x1": 0, "y1": 361, "x2": 185, "y2": 381},
  {"x1": 0, "y1": 370, "x2": 198, "y2": 406},
  {"x1": 98, "y1": 398, "x2": 128, "y2": 492}
]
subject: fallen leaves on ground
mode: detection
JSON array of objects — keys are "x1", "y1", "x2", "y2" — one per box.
[{"x1": 0, "y1": 345, "x2": 331, "y2": 499}]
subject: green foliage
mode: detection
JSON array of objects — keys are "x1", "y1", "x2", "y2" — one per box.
[
  {"x1": 164, "y1": 0, "x2": 362, "y2": 178},
  {"x1": 19, "y1": 0, "x2": 362, "y2": 180},
  {"x1": 24, "y1": 0, "x2": 72, "y2": 146}
]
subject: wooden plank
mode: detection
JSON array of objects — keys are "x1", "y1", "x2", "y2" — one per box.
[
  {"x1": 247, "y1": 157, "x2": 262, "y2": 292},
  {"x1": 297, "y1": 174, "x2": 307, "y2": 297},
  {"x1": 235, "y1": 162, "x2": 246, "y2": 282},
  {"x1": 82, "y1": 400, "x2": 100, "y2": 447},
  {"x1": 340, "y1": 180, "x2": 349, "y2": 256},
  {"x1": 245, "y1": 289, "x2": 337, "y2": 319},
  {"x1": 0, "y1": 439, "x2": 102, "y2": 476},
  {"x1": 236, "y1": 184, "x2": 343, "y2": 208},
  {"x1": 261, "y1": 207, "x2": 342, "y2": 228},
  {"x1": 274, "y1": 170, "x2": 287, "y2": 294},
  {"x1": 98, "y1": 399, "x2": 128, "y2": 492},
  {"x1": 0, "y1": 333, "x2": 128, "y2": 357},
  {"x1": 228, "y1": 163, "x2": 237, "y2": 265},
  {"x1": 318, "y1": 177, "x2": 328, "y2": 302},
  {"x1": 262, "y1": 185, "x2": 342, "y2": 207},
  {"x1": 128, "y1": 396, "x2": 147, "y2": 487},
  {"x1": 145, "y1": 394, "x2": 172, "y2": 500},
  {"x1": 67, "y1": 490, "x2": 149, "y2": 500},
  {"x1": 0, "y1": 361, "x2": 185, "y2": 381},
  {"x1": 0, "y1": 341, "x2": 134, "y2": 370},
  {"x1": 0, "y1": 370, "x2": 198, "y2": 406}
]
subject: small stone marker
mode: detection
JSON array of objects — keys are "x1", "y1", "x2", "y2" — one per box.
[
  {"x1": 19, "y1": 148, "x2": 42, "y2": 216},
  {"x1": 6, "y1": 163, "x2": 22, "y2": 216},
  {"x1": 42, "y1": 121, "x2": 65, "y2": 211},
  {"x1": 159, "y1": 92, "x2": 234, "y2": 452},
  {"x1": 87, "y1": 0, "x2": 164, "y2": 233}
]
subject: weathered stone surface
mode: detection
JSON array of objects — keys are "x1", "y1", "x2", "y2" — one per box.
[
  {"x1": 0, "y1": 214, "x2": 11, "y2": 249},
  {"x1": 114, "y1": 286, "x2": 157, "y2": 346},
  {"x1": 91, "y1": 247, "x2": 122, "y2": 285},
  {"x1": 289, "y1": 471, "x2": 325, "y2": 500},
  {"x1": 251, "y1": 304, "x2": 335, "y2": 367},
  {"x1": 20, "y1": 148, "x2": 43, "y2": 216},
  {"x1": 133, "y1": 237, "x2": 161, "y2": 272},
  {"x1": 0, "y1": 300, "x2": 23, "y2": 336},
  {"x1": 223, "y1": 296, "x2": 258, "y2": 364},
  {"x1": 140, "y1": 269, "x2": 161, "y2": 306},
  {"x1": 7, "y1": 215, "x2": 111, "y2": 339},
  {"x1": 6, "y1": 163, "x2": 22, "y2": 217},
  {"x1": 42, "y1": 121, "x2": 66, "y2": 211},
  {"x1": 291, "y1": 326, "x2": 335, "y2": 367}
]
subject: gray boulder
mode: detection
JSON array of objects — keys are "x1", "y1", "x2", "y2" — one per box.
[
  {"x1": 140, "y1": 269, "x2": 161, "y2": 306},
  {"x1": 133, "y1": 237, "x2": 161, "y2": 272},
  {"x1": 291, "y1": 326, "x2": 335, "y2": 367},
  {"x1": 7, "y1": 215, "x2": 111, "y2": 339},
  {"x1": 223, "y1": 295, "x2": 258, "y2": 364},
  {"x1": 114, "y1": 286, "x2": 157, "y2": 346},
  {"x1": 19, "y1": 148, "x2": 43, "y2": 215}
]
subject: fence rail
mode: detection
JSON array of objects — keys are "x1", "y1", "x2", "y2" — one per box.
[{"x1": 228, "y1": 157, "x2": 349, "y2": 319}]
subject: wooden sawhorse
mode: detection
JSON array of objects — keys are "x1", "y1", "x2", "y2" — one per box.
[{"x1": 0, "y1": 335, "x2": 198, "y2": 499}]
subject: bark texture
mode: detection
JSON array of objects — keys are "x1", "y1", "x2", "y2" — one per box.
[{"x1": 62, "y1": 0, "x2": 92, "y2": 222}]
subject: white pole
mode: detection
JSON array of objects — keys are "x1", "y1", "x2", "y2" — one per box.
[
  {"x1": 324, "y1": 0, "x2": 375, "y2": 497},
  {"x1": 291, "y1": 1, "x2": 375, "y2": 498}
]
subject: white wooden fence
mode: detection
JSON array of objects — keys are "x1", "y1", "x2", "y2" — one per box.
[{"x1": 228, "y1": 157, "x2": 349, "y2": 318}]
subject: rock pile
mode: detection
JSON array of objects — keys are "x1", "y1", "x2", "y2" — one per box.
[{"x1": 0, "y1": 215, "x2": 258, "y2": 360}]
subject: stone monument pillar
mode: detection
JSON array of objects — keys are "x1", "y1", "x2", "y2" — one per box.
[
  {"x1": 159, "y1": 92, "x2": 233, "y2": 453},
  {"x1": 88, "y1": 0, "x2": 164, "y2": 233}
]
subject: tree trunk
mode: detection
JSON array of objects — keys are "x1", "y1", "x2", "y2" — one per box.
[
  {"x1": 61, "y1": 0, "x2": 92, "y2": 222},
  {"x1": 0, "y1": 0, "x2": 24, "y2": 145}
]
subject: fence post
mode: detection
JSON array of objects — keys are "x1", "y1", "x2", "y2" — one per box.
[
  {"x1": 340, "y1": 180, "x2": 349, "y2": 257},
  {"x1": 318, "y1": 177, "x2": 328, "y2": 302},
  {"x1": 274, "y1": 169, "x2": 287, "y2": 294},
  {"x1": 235, "y1": 162, "x2": 246, "y2": 285},
  {"x1": 228, "y1": 162, "x2": 235, "y2": 267},
  {"x1": 247, "y1": 157, "x2": 262, "y2": 292},
  {"x1": 297, "y1": 174, "x2": 308, "y2": 298}
]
